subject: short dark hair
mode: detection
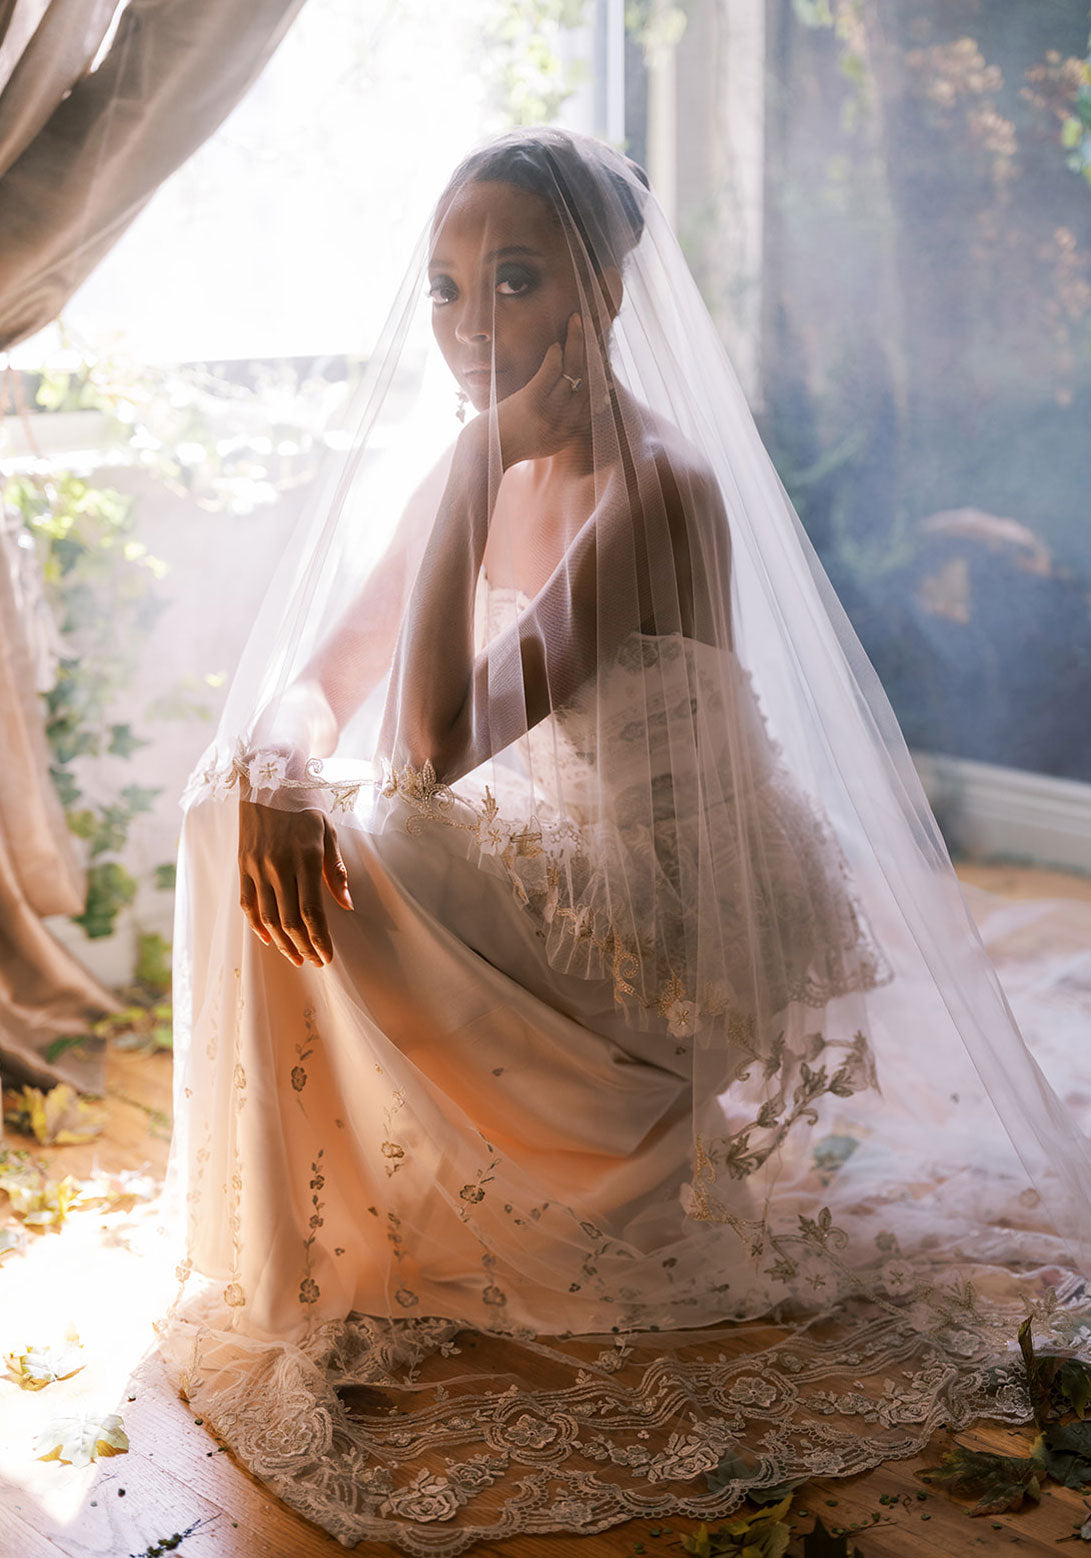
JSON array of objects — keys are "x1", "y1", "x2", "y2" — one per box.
[{"x1": 439, "y1": 128, "x2": 649, "y2": 274}]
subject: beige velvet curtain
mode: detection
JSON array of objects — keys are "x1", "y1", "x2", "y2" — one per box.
[{"x1": 0, "y1": 0, "x2": 306, "y2": 1091}]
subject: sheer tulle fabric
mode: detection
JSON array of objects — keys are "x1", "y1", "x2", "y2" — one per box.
[{"x1": 158, "y1": 130, "x2": 1091, "y2": 1552}]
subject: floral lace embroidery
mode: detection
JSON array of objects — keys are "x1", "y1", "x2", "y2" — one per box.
[{"x1": 158, "y1": 1281, "x2": 1091, "y2": 1556}]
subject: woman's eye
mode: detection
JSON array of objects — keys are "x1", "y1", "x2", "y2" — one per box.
[
  {"x1": 496, "y1": 266, "x2": 536, "y2": 297},
  {"x1": 428, "y1": 277, "x2": 456, "y2": 306}
]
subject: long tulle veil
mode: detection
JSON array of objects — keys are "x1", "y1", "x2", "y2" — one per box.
[{"x1": 158, "y1": 127, "x2": 1091, "y2": 1553}]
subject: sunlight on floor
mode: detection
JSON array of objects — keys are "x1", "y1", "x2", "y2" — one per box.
[{"x1": 0, "y1": 1182, "x2": 176, "y2": 1528}]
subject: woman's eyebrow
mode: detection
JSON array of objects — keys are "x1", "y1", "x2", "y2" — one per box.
[{"x1": 428, "y1": 244, "x2": 544, "y2": 270}]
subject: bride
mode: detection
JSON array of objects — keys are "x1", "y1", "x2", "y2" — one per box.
[{"x1": 159, "y1": 128, "x2": 1091, "y2": 1551}]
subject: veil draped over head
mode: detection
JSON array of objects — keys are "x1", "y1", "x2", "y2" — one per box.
[{"x1": 160, "y1": 128, "x2": 1091, "y2": 1553}]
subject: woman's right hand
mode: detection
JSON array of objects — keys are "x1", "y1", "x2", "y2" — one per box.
[
  {"x1": 474, "y1": 312, "x2": 589, "y2": 471},
  {"x1": 238, "y1": 798, "x2": 354, "y2": 967}
]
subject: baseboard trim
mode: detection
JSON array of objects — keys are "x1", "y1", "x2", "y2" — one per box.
[{"x1": 913, "y1": 749, "x2": 1091, "y2": 876}]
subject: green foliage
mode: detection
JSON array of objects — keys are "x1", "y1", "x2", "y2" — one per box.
[
  {"x1": 72, "y1": 862, "x2": 137, "y2": 940},
  {"x1": 4, "y1": 456, "x2": 167, "y2": 945},
  {"x1": 134, "y1": 932, "x2": 172, "y2": 996},
  {"x1": 1031, "y1": 1422, "x2": 1091, "y2": 1489},
  {"x1": 153, "y1": 862, "x2": 177, "y2": 892},
  {"x1": 679, "y1": 1496, "x2": 793, "y2": 1556},
  {"x1": 1019, "y1": 1316, "x2": 1091, "y2": 1426},
  {"x1": 1060, "y1": 23, "x2": 1091, "y2": 186},
  {"x1": 626, "y1": 1, "x2": 687, "y2": 66},
  {"x1": 916, "y1": 1443, "x2": 1042, "y2": 1515},
  {"x1": 482, "y1": 0, "x2": 590, "y2": 126},
  {"x1": 5, "y1": 333, "x2": 312, "y2": 959}
]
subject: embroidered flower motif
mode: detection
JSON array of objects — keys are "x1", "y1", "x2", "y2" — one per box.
[
  {"x1": 395, "y1": 1286, "x2": 419, "y2": 1308},
  {"x1": 381, "y1": 1141, "x2": 405, "y2": 1160},
  {"x1": 506, "y1": 1414, "x2": 559, "y2": 1450},
  {"x1": 299, "y1": 1277, "x2": 320, "y2": 1304},
  {"x1": 647, "y1": 1430, "x2": 723, "y2": 1482},
  {"x1": 248, "y1": 752, "x2": 289, "y2": 791},
  {"x1": 459, "y1": 1184, "x2": 485, "y2": 1204},
  {"x1": 382, "y1": 1470, "x2": 463, "y2": 1523},
  {"x1": 880, "y1": 1258, "x2": 918, "y2": 1297},
  {"x1": 446, "y1": 1455, "x2": 504, "y2": 1492},
  {"x1": 223, "y1": 1281, "x2": 246, "y2": 1308},
  {"x1": 482, "y1": 1284, "x2": 507, "y2": 1307},
  {"x1": 664, "y1": 996, "x2": 699, "y2": 1039},
  {"x1": 290, "y1": 1065, "x2": 307, "y2": 1092},
  {"x1": 487, "y1": 1404, "x2": 579, "y2": 1465},
  {"x1": 233, "y1": 1063, "x2": 247, "y2": 1091},
  {"x1": 236, "y1": 1379, "x2": 334, "y2": 1475},
  {"x1": 728, "y1": 1374, "x2": 779, "y2": 1408}
]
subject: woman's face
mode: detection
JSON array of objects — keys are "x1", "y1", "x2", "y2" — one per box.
[{"x1": 428, "y1": 179, "x2": 583, "y2": 412}]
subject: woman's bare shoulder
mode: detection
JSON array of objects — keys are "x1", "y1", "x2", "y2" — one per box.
[{"x1": 621, "y1": 395, "x2": 721, "y2": 504}]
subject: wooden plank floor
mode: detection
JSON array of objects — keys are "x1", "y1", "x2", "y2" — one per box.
[{"x1": 3, "y1": 861, "x2": 1091, "y2": 1558}]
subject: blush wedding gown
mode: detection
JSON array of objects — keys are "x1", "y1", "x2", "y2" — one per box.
[{"x1": 156, "y1": 129, "x2": 1091, "y2": 1554}]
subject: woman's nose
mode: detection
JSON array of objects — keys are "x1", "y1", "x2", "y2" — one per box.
[{"x1": 454, "y1": 293, "x2": 493, "y2": 346}]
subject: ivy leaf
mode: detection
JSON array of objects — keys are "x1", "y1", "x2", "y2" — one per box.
[
  {"x1": 916, "y1": 1443, "x2": 1042, "y2": 1514},
  {"x1": 153, "y1": 861, "x2": 177, "y2": 891},
  {"x1": 7, "y1": 1334, "x2": 85, "y2": 1390},
  {"x1": 134, "y1": 932, "x2": 172, "y2": 994},
  {"x1": 1019, "y1": 1316, "x2": 1091, "y2": 1425},
  {"x1": 1031, "y1": 1423, "x2": 1091, "y2": 1489},
  {"x1": 120, "y1": 782, "x2": 160, "y2": 813},
  {"x1": 73, "y1": 860, "x2": 137, "y2": 939},
  {"x1": 802, "y1": 1519, "x2": 855, "y2": 1555},
  {"x1": 35, "y1": 1412, "x2": 129, "y2": 1466},
  {"x1": 107, "y1": 724, "x2": 149, "y2": 759},
  {"x1": 3, "y1": 1083, "x2": 106, "y2": 1145}
]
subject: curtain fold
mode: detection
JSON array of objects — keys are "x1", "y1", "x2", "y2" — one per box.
[
  {"x1": 0, "y1": 0, "x2": 307, "y2": 350},
  {"x1": 0, "y1": 0, "x2": 306, "y2": 1092}
]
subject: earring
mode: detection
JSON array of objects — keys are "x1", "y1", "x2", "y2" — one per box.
[{"x1": 455, "y1": 389, "x2": 469, "y2": 423}]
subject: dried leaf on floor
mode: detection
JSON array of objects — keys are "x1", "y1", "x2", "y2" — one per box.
[
  {"x1": 35, "y1": 1412, "x2": 129, "y2": 1467},
  {"x1": 1030, "y1": 1422, "x2": 1091, "y2": 1489},
  {"x1": 802, "y1": 1519, "x2": 858, "y2": 1555},
  {"x1": 680, "y1": 1494, "x2": 793, "y2": 1555},
  {"x1": 76, "y1": 1167, "x2": 158, "y2": 1210},
  {"x1": 5, "y1": 1173, "x2": 80, "y2": 1229},
  {"x1": 4, "y1": 1083, "x2": 107, "y2": 1146},
  {"x1": 916, "y1": 1443, "x2": 1042, "y2": 1514},
  {"x1": 1019, "y1": 1315, "x2": 1091, "y2": 1425},
  {"x1": 0, "y1": 1224, "x2": 26, "y2": 1259},
  {"x1": 7, "y1": 1333, "x2": 85, "y2": 1390}
]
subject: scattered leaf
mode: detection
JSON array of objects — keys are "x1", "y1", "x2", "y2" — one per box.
[
  {"x1": 0, "y1": 1224, "x2": 26, "y2": 1259},
  {"x1": 916, "y1": 1443, "x2": 1041, "y2": 1515},
  {"x1": 802, "y1": 1519, "x2": 855, "y2": 1555},
  {"x1": 36, "y1": 1412, "x2": 129, "y2": 1466},
  {"x1": 76, "y1": 1167, "x2": 157, "y2": 1210},
  {"x1": 4, "y1": 1083, "x2": 106, "y2": 1145},
  {"x1": 679, "y1": 1494, "x2": 793, "y2": 1556},
  {"x1": 8, "y1": 1174, "x2": 80, "y2": 1229},
  {"x1": 7, "y1": 1334, "x2": 85, "y2": 1390},
  {"x1": 1019, "y1": 1316, "x2": 1091, "y2": 1426},
  {"x1": 1030, "y1": 1422, "x2": 1091, "y2": 1489}
]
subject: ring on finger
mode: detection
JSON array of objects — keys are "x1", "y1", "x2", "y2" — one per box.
[{"x1": 561, "y1": 373, "x2": 582, "y2": 393}]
